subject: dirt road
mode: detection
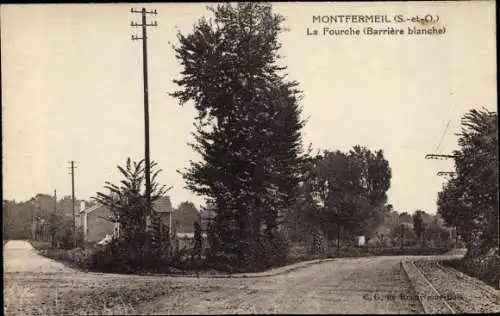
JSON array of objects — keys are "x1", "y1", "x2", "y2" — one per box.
[
  {"x1": 3, "y1": 240, "x2": 497, "y2": 314},
  {"x1": 3, "y1": 240, "x2": 69, "y2": 273},
  {"x1": 139, "y1": 256, "x2": 423, "y2": 314}
]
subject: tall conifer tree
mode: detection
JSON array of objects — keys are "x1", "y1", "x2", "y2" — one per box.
[{"x1": 171, "y1": 3, "x2": 305, "y2": 268}]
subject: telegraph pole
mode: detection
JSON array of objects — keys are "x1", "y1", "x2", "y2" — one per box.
[
  {"x1": 130, "y1": 8, "x2": 158, "y2": 232},
  {"x1": 425, "y1": 154, "x2": 457, "y2": 177},
  {"x1": 69, "y1": 161, "x2": 76, "y2": 248},
  {"x1": 425, "y1": 153, "x2": 458, "y2": 245},
  {"x1": 31, "y1": 199, "x2": 37, "y2": 241}
]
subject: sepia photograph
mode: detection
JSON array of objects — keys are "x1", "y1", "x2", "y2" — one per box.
[{"x1": 2, "y1": 1, "x2": 498, "y2": 314}]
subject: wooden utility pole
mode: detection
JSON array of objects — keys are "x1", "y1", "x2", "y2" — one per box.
[
  {"x1": 31, "y1": 199, "x2": 37, "y2": 241},
  {"x1": 54, "y1": 189, "x2": 57, "y2": 213},
  {"x1": 69, "y1": 161, "x2": 76, "y2": 248},
  {"x1": 130, "y1": 7, "x2": 158, "y2": 236},
  {"x1": 425, "y1": 153, "x2": 458, "y2": 245}
]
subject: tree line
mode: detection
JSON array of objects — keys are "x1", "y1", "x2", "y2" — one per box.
[
  {"x1": 3, "y1": 194, "x2": 90, "y2": 247},
  {"x1": 437, "y1": 108, "x2": 498, "y2": 252}
]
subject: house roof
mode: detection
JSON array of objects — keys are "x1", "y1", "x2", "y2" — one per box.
[
  {"x1": 153, "y1": 196, "x2": 173, "y2": 213},
  {"x1": 80, "y1": 196, "x2": 173, "y2": 215},
  {"x1": 79, "y1": 203, "x2": 102, "y2": 215}
]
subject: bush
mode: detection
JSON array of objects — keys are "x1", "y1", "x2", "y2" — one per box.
[
  {"x1": 39, "y1": 246, "x2": 96, "y2": 270},
  {"x1": 205, "y1": 251, "x2": 239, "y2": 273},
  {"x1": 253, "y1": 230, "x2": 290, "y2": 271},
  {"x1": 448, "y1": 246, "x2": 500, "y2": 289},
  {"x1": 87, "y1": 240, "x2": 145, "y2": 273},
  {"x1": 204, "y1": 229, "x2": 290, "y2": 273},
  {"x1": 47, "y1": 218, "x2": 85, "y2": 250}
]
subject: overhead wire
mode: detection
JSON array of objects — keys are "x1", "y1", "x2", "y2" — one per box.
[{"x1": 432, "y1": 101, "x2": 459, "y2": 154}]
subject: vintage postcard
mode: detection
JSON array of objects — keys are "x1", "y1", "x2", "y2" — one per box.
[{"x1": 2, "y1": 1, "x2": 498, "y2": 314}]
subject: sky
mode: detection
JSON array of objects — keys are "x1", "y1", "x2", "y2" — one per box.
[{"x1": 2, "y1": 2, "x2": 496, "y2": 213}]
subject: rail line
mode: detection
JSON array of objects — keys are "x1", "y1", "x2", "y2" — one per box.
[{"x1": 407, "y1": 261, "x2": 456, "y2": 314}]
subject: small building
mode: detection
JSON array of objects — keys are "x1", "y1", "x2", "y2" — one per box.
[
  {"x1": 77, "y1": 201, "x2": 119, "y2": 244},
  {"x1": 77, "y1": 197, "x2": 174, "y2": 244}
]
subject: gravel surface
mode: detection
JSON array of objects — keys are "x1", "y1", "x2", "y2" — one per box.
[
  {"x1": 2, "y1": 240, "x2": 484, "y2": 315},
  {"x1": 413, "y1": 260, "x2": 500, "y2": 313},
  {"x1": 132, "y1": 256, "x2": 424, "y2": 314},
  {"x1": 4, "y1": 240, "x2": 70, "y2": 273}
]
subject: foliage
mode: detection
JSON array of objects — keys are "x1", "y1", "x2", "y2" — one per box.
[
  {"x1": 3, "y1": 193, "x2": 91, "y2": 244},
  {"x1": 443, "y1": 247, "x2": 500, "y2": 290},
  {"x1": 3, "y1": 200, "x2": 34, "y2": 239},
  {"x1": 398, "y1": 212, "x2": 412, "y2": 224},
  {"x1": 174, "y1": 201, "x2": 201, "y2": 233},
  {"x1": 293, "y1": 146, "x2": 392, "y2": 241},
  {"x1": 93, "y1": 158, "x2": 170, "y2": 248},
  {"x1": 253, "y1": 230, "x2": 290, "y2": 270},
  {"x1": 47, "y1": 213, "x2": 82, "y2": 249},
  {"x1": 437, "y1": 108, "x2": 498, "y2": 249},
  {"x1": 171, "y1": 3, "x2": 304, "y2": 270}
]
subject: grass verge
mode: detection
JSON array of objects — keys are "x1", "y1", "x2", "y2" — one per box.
[{"x1": 287, "y1": 245, "x2": 453, "y2": 264}]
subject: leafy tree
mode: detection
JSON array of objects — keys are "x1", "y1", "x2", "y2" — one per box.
[
  {"x1": 3, "y1": 200, "x2": 33, "y2": 239},
  {"x1": 171, "y1": 3, "x2": 305, "y2": 269},
  {"x1": 438, "y1": 108, "x2": 498, "y2": 250},
  {"x1": 283, "y1": 152, "x2": 324, "y2": 244},
  {"x1": 302, "y1": 146, "x2": 391, "y2": 240},
  {"x1": 399, "y1": 212, "x2": 412, "y2": 224},
  {"x1": 93, "y1": 158, "x2": 170, "y2": 248},
  {"x1": 174, "y1": 201, "x2": 200, "y2": 233},
  {"x1": 47, "y1": 211, "x2": 64, "y2": 247},
  {"x1": 46, "y1": 212, "x2": 80, "y2": 249}
]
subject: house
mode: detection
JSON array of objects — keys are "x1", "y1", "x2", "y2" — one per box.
[
  {"x1": 77, "y1": 201, "x2": 118, "y2": 243},
  {"x1": 171, "y1": 201, "x2": 201, "y2": 233},
  {"x1": 77, "y1": 197, "x2": 174, "y2": 244}
]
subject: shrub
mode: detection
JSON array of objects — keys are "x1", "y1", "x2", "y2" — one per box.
[
  {"x1": 458, "y1": 246, "x2": 499, "y2": 289},
  {"x1": 206, "y1": 251, "x2": 239, "y2": 273},
  {"x1": 83, "y1": 238, "x2": 176, "y2": 273},
  {"x1": 39, "y1": 246, "x2": 96, "y2": 270},
  {"x1": 203, "y1": 229, "x2": 290, "y2": 273},
  {"x1": 86, "y1": 240, "x2": 144, "y2": 272},
  {"x1": 253, "y1": 230, "x2": 290, "y2": 271}
]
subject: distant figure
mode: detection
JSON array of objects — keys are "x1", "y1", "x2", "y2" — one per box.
[{"x1": 192, "y1": 222, "x2": 202, "y2": 262}]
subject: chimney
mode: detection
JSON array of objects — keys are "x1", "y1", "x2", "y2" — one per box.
[{"x1": 80, "y1": 201, "x2": 86, "y2": 212}]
